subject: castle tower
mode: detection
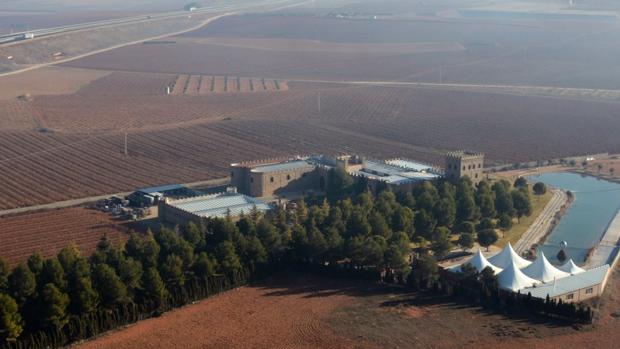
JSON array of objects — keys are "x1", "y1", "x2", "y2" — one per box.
[{"x1": 445, "y1": 150, "x2": 485, "y2": 185}]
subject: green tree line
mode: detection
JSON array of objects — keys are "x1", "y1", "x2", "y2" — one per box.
[{"x1": 0, "y1": 176, "x2": 534, "y2": 346}]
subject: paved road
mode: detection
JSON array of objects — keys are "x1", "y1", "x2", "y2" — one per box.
[
  {"x1": 514, "y1": 189, "x2": 568, "y2": 255},
  {"x1": 0, "y1": 178, "x2": 228, "y2": 218},
  {"x1": 585, "y1": 209, "x2": 620, "y2": 269},
  {"x1": 0, "y1": 0, "x2": 309, "y2": 78}
]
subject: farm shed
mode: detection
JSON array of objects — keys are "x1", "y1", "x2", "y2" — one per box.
[
  {"x1": 129, "y1": 184, "x2": 198, "y2": 206},
  {"x1": 159, "y1": 192, "x2": 271, "y2": 226}
]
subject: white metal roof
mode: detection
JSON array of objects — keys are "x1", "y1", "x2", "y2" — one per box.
[
  {"x1": 385, "y1": 159, "x2": 435, "y2": 172},
  {"x1": 251, "y1": 160, "x2": 314, "y2": 173},
  {"x1": 451, "y1": 250, "x2": 503, "y2": 274},
  {"x1": 139, "y1": 184, "x2": 186, "y2": 194},
  {"x1": 522, "y1": 264, "x2": 610, "y2": 299},
  {"x1": 352, "y1": 160, "x2": 440, "y2": 185},
  {"x1": 168, "y1": 193, "x2": 271, "y2": 218},
  {"x1": 497, "y1": 261, "x2": 541, "y2": 291},
  {"x1": 488, "y1": 242, "x2": 532, "y2": 270},
  {"x1": 521, "y1": 251, "x2": 570, "y2": 283}
]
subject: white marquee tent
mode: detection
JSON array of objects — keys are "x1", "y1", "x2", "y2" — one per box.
[
  {"x1": 451, "y1": 250, "x2": 503, "y2": 274},
  {"x1": 497, "y1": 261, "x2": 540, "y2": 291},
  {"x1": 521, "y1": 251, "x2": 570, "y2": 283},
  {"x1": 559, "y1": 259, "x2": 586, "y2": 275},
  {"x1": 487, "y1": 242, "x2": 532, "y2": 270}
]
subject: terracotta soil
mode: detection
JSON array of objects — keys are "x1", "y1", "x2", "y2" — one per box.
[
  {"x1": 76, "y1": 275, "x2": 379, "y2": 349},
  {"x1": 0, "y1": 66, "x2": 109, "y2": 101},
  {"x1": 0, "y1": 207, "x2": 127, "y2": 267},
  {"x1": 75, "y1": 268, "x2": 620, "y2": 349}
]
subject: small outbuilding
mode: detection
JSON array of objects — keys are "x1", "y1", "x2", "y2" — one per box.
[{"x1": 159, "y1": 192, "x2": 271, "y2": 226}]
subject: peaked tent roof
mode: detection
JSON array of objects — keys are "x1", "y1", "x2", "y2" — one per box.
[
  {"x1": 558, "y1": 259, "x2": 586, "y2": 275},
  {"x1": 451, "y1": 250, "x2": 502, "y2": 274},
  {"x1": 488, "y1": 242, "x2": 532, "y2": 270},
  {"x1": 521, "y1": 251, "x2": 570, "y2": 283},
  {"x1": 497, "y1": 261, "x2": 540, "y2": 291}
]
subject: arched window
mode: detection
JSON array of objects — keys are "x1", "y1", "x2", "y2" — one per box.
[
  {"x1": 270, "y1": 177, "x2": 274, "y2": 183},
  {"x1": 287, "y1": 174, "x2": 291, "y2": 180}
]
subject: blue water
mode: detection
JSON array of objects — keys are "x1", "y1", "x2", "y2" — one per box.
[{"x1": 526, "y1": 172, "x2": 620, "y2": 265}]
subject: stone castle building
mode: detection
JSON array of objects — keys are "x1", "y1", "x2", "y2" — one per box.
[
  {"x1": 444, "y1": 151, "x2": 485, "y2": 185},
  {"x1": 230, "y1": 154, "x2": 443, "y2": 198}
]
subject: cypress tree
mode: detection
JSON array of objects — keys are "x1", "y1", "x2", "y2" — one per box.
[
  {"x1": 0, "y1": 293, "x2": 23, "y2": 341},
  {"x1": 92, "y1": 264, "x2": 128, "y2": 309},
  {"x1": 141, "y1": 267, "x2": 168, "y2": 309},
  {"x1": 8, "y1": 264, "x2": 36, "y2": 306},
  {"x1": 39, "y1": 283, "x2": 69, "y2": 329}
]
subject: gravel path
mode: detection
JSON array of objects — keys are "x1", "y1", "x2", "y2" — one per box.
[{"x1": 514, "y1": 189, "x2": 567, "y2": 254}]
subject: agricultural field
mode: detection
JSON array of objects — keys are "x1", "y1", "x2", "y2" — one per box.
[
  {"x1": 1, "y1": 76, "x2": 620, "y2": 210},
  {"x1": 0, "y1": 0, "x2": 619, "y2": 211},
  {"x1": 66, "y1": 13, "x2": 620, "y2": 89},
  {"x1": 0, "y1": 207, "x2": 127, "y2": 267},
  {"x1": 0, "y1": 11, "x2": 136, "y2": 35},
  {"x1": 168, "y1": 74, "x2": 288, "y2": 95},
  {"x1": 0, "y1": 11, "x2": 219, "y2": 73},
  {"x1": 0, "y1": 66, "x2": 109, "y2": 100},
  {"x1": 76, "y1": 271, "x2": 620, "y2": 349}
]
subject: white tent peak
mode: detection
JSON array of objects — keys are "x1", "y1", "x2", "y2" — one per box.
[
  {"x1": 452, "y1": 250, "x2": 502, "y2": 274},
  {"x1": 497, "y1": 261, "x2": 540, "y2": 291},
  {"x1": 488, "y1": 242, "x2": 532, "y2": 270},
  {"x1": 558, "y1": 259, "x2": 586, "y2": 275},
  {"x1": 521, "y1": 251, "x2": 570, "y2": 283}
]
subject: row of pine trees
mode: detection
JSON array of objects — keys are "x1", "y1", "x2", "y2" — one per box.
[{"x1": 0, "y1": 175, "x2": 536, "y2": 346}]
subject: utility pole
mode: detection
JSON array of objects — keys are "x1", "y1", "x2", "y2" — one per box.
[
  {"x1": 124, "y1": 132, "x2": 128, "y2": 157},
  {"x1": 439, "y1": 66, "x2": 443, "y2": 84}
]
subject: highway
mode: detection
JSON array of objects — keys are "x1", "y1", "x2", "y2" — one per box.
[{"x1": 0, "y1": 0, "x2": 294, "y2": 46}]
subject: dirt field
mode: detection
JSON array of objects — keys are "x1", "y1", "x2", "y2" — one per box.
[
  {"x1": 0, "y1": 77, "x2": 619, "y2": 210},
  {"x1": 0, "y1": 207, "x2": 127, "y2": 267},
  {"x1": 168, "y1": 74, "x2": 288, "y2": 95},
  {"x1": 77, "y1": 274, "x2": 378, "y2": 349},
  {"x1": 176, "y1": 36, "x2": 465, "y2": 54},
  {"x1": 66, "y1": 14, "x2": 620, "y2": 89},
  {"x1": 583, "y1": 157, "x2": 620, "y2": 180},
  {"x1": 0, "y1": 66, "x2": 109, "y2": 100},
  {"x1": 76, "y1": 270, "x2": 620, "y2": 349},
  {"x1": 0, "y1": 12, "x2": 217, "y2": 72},
  {"x1": 1, "y1": 4, "x2": 620, "y2": 211},
  {"x1": 0, "y1": 11, "x2": 138, "y2": 36}
]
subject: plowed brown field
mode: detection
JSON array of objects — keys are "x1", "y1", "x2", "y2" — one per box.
[
  {"x1": 76, "y1": 270, "x2": 620, "y2": 349},
  {"x1": 3, "y1": 79, "x2": 620, "y2": 211},
  {"x1": 0, "y1": 207, "x2": 127, "y2": 267},
  {"x1": 77, "y1": 275, "x2": 379, "y2": 349},
  {"x1": 168, "y1": 74, "x2": 288, "y2": 95}
]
